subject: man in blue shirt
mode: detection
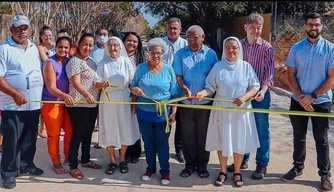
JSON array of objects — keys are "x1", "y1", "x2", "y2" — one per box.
[
  {"x1": 282, "y1": 12, "x2": 334, "y2": 191},
  {"x1": 173, "y1": 25, "x2": 218, "y2": 179},
  {"x1": 0, "y1": 15, "x2": 44, "y2": 189}
]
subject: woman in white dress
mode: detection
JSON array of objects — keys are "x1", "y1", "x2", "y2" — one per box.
[
  {"x1": 195, "y1": 36, "x2": 260, "y2": 187},
  {"x1": 95, "y1": 36, "x2": 141, "y2": 175}
]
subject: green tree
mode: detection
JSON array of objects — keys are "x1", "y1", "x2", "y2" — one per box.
[{"x1": 0, "y1": 2, "x2": 12, "y2": 15}]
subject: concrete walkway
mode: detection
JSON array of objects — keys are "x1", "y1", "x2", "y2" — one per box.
[{"x1": 1, "y1": 89, "x2": 333, "y2": 191}]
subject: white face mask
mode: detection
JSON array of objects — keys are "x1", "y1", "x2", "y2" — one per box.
[{"x1": 97, "y1": 35, "x2": 108, "y2": 44}]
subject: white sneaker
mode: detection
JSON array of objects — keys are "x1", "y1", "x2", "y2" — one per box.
[
  {"x1": 161, "y1": 175, "x2": 170, "y2": 185},
  {"x1": 141, "y1": 171, "x2": 154, "y2": 181}
]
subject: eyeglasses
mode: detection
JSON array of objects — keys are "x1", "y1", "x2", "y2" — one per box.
[
  {"x1": 109, "y1": 43, "x2": 120, "y2": 47},
  {"x1": 224, "y1": 46, "x2": 239, "y2": 51},
  {"x1": 306, "y1": 23, "x2": 322, "y2": 28},
  {"x1": 186, "y1": 37, "x2": 200, "y2": 43},
  {"x1": 148, "y1": 51, "x2": 163, "y2": 56},
  {"x1": 98, "y1": 33, "x2": 108, "y2": 36}
]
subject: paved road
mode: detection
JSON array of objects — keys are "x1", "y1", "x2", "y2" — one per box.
[{"x1": 0, "y1": 89, "x2": 333, "y2": 191}]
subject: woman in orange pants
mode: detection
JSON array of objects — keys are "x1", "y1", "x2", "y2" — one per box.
[{"x1": 41, "y1": 36, "x2": 74, "y2": 174}]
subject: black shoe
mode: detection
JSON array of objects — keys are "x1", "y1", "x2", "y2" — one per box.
[
  {"x1": 321, "y1": 175, "x2": 333, "y2": 191},
  {"x1": 20, "y1": 167, "x2": 44, "y2": 176},
  {"x1": 281, "y1": 167, "x2": 303, "y2": 181},
  {"x1": 251, "y1": 165, "x2": 267, "y2": 180},
  {"x1": 2, "y1": 177, "x2": 16, "y2": 189},
  {"x1": 227, "y1": 162, "x2": 248, "y2": 172},
  {"x1": 176, "y1": 153, "x2": 185, "y2": 163}
]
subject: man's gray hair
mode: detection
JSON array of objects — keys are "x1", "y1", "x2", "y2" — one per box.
[
  {"x1": 147, "y1": 38, "x2": 168, "y2": 53},
  {"x1": 246, "y1": 13, "x2": 264, "y2": 25},
  {"x1": 167, "y1": 17, "x2": 182, "y2": 28},
  {"x1": 186, "y1": 25, "x2": 204, "y2": 36}
]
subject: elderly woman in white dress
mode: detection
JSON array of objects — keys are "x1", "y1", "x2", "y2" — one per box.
[
  {"x1": 195, "y1": 36, "x2": 260, "y2": 188},
  {"x1": 95, "y1": 36, "x2": 140, "y2": 175}
]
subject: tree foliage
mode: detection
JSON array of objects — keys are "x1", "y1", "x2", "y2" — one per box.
[{"x1": 140, "y1": 1, "x2": 334, "y2": 51}]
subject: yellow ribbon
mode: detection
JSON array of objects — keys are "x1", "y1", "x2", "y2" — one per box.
[{"x1": 31, "y1": 96, "x2": 334, "y2": 134}]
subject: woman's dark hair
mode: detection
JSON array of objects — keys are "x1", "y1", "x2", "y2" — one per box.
[
  {"x1": 122, "y1": 31, "x2": 146, "y2": 65},
  {"x1": 39, "y1": 25, "x2": 53, "y2": 43},
  {"x1": 77, "y1": 32, "x2": 95, "y2": 55},
  {"x1": 55, "y1": 36, "x2": 72, "y2": 48}
]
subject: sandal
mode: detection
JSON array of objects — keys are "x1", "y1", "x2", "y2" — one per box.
[
  {"x1": 52, "y1": 164, "x2": 67, "y2": 174},
  {"x1": 215, "y1": 172, "x2": 227, "y2": 186},
  {"x1": 233, "y1": 173, "x2": 244, "y2": 187},
  {"x1": 106, "y1": 163, "x2": 117, "y2": 175},
  {"x1": 180, "y1": 168, "x2": 194, "y2": 178},
  {"x1": 119, "y1": 161, "x2": 129, "y2": 174},
  {"x1": 81, "y1": 161, "x2": 102, "y2": 169},
  {"x1": 69, "y1": 169, "x2": 84, "y2": 180},
  {"x1": 198, "y1": 169, "x2": 210, "y2": 178},
  {"x1": 130, "y1": 157, "x2": 139, "y2": 164}
]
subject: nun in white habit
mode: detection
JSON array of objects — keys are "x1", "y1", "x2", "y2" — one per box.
[
  {"x1": 95, "y1": 36, "x2": 140, "y2": 174},
  {"x1": 195, "y1": 36, "x2": 260, "y2": 187}
]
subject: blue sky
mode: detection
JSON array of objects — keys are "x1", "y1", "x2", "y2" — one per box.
[{"x1": 144, "y1": 13, "x2": 160, "y2": 28}]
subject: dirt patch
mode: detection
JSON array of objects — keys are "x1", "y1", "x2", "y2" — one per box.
[{"x1": 273, "y1": 29, "x2": 304, "y2": 92}]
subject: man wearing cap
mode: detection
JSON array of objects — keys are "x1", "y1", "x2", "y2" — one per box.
[{"x1": 0, "y1": 15, "x2": 44, "y2": 189}]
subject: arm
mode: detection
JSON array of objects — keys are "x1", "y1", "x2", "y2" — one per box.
[
  {"x1": 176, "y1": 75, "x2": 192, "y2": 98},
  {"x1": 300, "y1": 69, "x2": 334, "y2": 107},
  {"x1": 37, "y1": 45, "x2": 49, "y2": 63},
  {"x1": 0, "y1": 47, "x2": 26, "y2": 106},
  {"x1": 287, "y1": 66, "x2": 303, "y2": 98},
  {"x1": 287, "y1": 66, "x2": 314, "y2": 111},
  {"x1": 254, "y1": 47, "x2": 275, "y2": 101},
  {"x1": 43, "y1": 61, "x2": 74, "y2": 105},
  {"x1": 0, "y1": 77, "x2": 27, "y2": 106},
  {"x1": 69, "y1": 74, "x2": 95, "y2": 104}
]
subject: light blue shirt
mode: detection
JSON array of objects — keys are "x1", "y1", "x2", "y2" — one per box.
[
  {"x1": 0, "y1": 37, "x2": 43, "y2": 111},
  {"x1": 172, "y1": 45, "x2": 218, "y2": 104},
  {"x1": 132, "y1": 62, "x2": 177, "y2": 121},
  {"x1": 91, "y1": 45, "x2": 105, "y2": 64},
  {"x1": 286, "y1": 37, "x2": 334, "y2": 104}
]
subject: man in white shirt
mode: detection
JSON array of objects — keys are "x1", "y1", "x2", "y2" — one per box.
[
  {"x1": 0, "y1": 15, "x2": 44, "y2": 189},
  {"x1": 162, "y1": 17, "x2": 187, "y2": 163},
  {"x1": 91, "y1": 26, "x2": 110, "y2": 64}
]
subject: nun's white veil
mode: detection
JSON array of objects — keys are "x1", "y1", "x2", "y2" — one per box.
[
  {"x1": 221, "y1": 36, "x2": 243, "y2": 62},
  {"x1": 103, "y1": 36, "x2": 128, "y2": 60}
]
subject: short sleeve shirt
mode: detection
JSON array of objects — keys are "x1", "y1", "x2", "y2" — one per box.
[{"x1": 66, "y1": 56, "x2": 100, "y2": 108}]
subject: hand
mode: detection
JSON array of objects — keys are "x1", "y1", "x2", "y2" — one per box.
[
  {"x1": 300, "y1": 95, "x2": 315, "y2": 108},
  {"x1": 195, "y1": 91, "x2": 205, "y2": 102},
  {"x1": 303, "y1": 104, "x2": 315, "y2": 112},
  {"x1": 96, "y1": 80, "x2": 110, "y2": 89},
  {"x1": 131, "y1": 87, "x2": 144, "y2": 97},
  {"x1": 13, "y1": 92, "x2": 27, "y2": 107},
  {"x1": 64, "y1": 94, "x2": 74, "y2": 106},
  {"x1": 102, "y1": 80, "x2": 111, "y2": 88},
  {"x1": 131, "y1": 104, "x2": 136, "y2": 115},
  {"x1": 168, "y1": 112, "x2": 176, "y2": 124},
  {"x1": 184, "y1": 89, "x2": 193, "y2": 101},
  {"x1": 233, "y1": 95, "x2": 247, "y2": 107},
  {"x1": 85, "y1": 93, "x2": 96, "y2": 104},
  {"x1": 254, "y1": 90, "x2": 265, "y2": 102}
]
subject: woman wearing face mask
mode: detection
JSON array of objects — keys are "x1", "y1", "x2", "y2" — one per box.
[
  {"x1": 91, "y1": 26, "x2": 109, "y2": 64},
  {"x1": 37, "y1": 25, "x2": 56, "y2": 139}
]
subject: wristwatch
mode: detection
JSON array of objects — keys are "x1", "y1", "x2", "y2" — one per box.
[{"x1": 311, "y1": 92, "x2": 317, "y2": 99}]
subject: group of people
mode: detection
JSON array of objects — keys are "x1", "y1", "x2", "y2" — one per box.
[{"x1": 0, "y1": 11, "x2": 332, "y2": 191}]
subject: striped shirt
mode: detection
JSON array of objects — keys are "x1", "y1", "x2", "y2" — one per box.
[{"x1": 241, "y1": 37, "x2": 275, "y2": 88}]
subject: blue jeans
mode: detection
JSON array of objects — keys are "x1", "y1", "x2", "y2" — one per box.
[
  {"x1": 138, "y1": 118, "x2": 171, "y2": 176},
  {"x1": 243, "y1": 91, "x2": 271, "y2": 167}
]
